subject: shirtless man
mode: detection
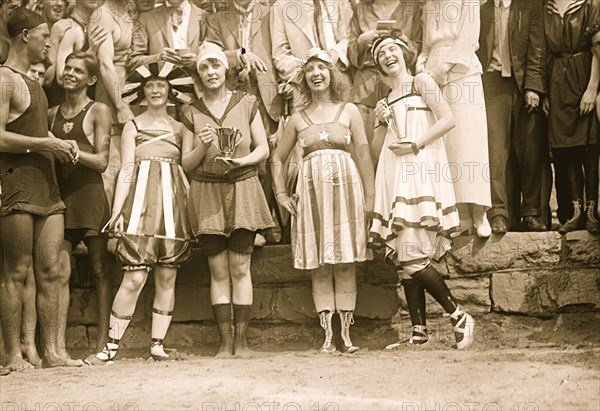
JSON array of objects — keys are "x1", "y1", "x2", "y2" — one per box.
[
  {"x1": 48, "y1": 51, "x2": 112, "y2": 365},
  {"x1": 0, "y1": 7, "x2": 81, "y2": 370}
]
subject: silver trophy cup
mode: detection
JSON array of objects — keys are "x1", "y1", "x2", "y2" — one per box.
[{"x1": 212, "y1": 127, "x2": 243, "y2": 159}]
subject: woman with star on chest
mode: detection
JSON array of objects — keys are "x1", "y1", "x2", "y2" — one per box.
[{"x1": 271, "y1": 48, "x2": 375, "y2": 354}]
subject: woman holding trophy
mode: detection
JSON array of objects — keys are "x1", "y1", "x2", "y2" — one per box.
[
  {"x1": 370, "y1": 32, "x2": 475, "y2": 349},
  {"x1": 183, "y1": 43, "x2": 273, "y2": 358},
  {"x1": 91, "y1": 61, "x2": 196, "y2": 364},
  {"x1": 271, "y1": 48, "x2": 375, "y2": 354}
]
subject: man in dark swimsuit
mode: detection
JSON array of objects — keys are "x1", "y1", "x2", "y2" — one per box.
[
  {"x1": 49, "y1": 51, "x2": 113, "y2": 365},
  {"x1": 0, "y1": 7, "x2": 81, "y2": 370}
]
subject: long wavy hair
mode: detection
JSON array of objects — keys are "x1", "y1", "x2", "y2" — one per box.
[{"x1": 297, "y1": 59, "x2": 350, "y2": 106}]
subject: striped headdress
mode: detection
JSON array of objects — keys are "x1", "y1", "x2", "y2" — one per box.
[{"x1": 122, "y1": 61, "x2": 195, "y2": 105}]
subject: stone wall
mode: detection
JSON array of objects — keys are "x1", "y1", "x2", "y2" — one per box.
[{"x1": 61, "y1": 231, "x2": 599, "y2": 351}]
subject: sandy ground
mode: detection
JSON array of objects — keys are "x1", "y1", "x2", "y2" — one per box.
[{"x1": 1, "y1": 314, "x2": 599, "y2": 411}]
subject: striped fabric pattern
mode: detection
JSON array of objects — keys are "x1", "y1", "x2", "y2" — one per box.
[
  {"x1": 122, "y1": 61, "x2": 195, "y2": 105},
  {"x1": 293, "y1": 149, "x2": 368, "y2": 270},
  {"x1": 545, "y1": 0, "x2": 586, "y2": 16},
  {"x1": 369, "y1": 95, "x2": 460, "y2": 263}
]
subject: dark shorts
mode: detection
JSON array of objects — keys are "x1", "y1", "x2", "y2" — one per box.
[
  {"x1": 64, "y1": 228, "x2": 103, "y2": 246},
  {"x1": 199, "y1": 229, "x2": 256, "y2": 256}
]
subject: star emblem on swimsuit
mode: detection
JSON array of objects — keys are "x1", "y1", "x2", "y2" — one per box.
[
  {"x1": 63, "y1": 121, "x2": 74, "y2": 134},
  {"x1": 318, "y1": 130, "x2": 330, "y2": 141}
]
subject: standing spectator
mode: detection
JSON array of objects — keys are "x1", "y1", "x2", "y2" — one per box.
[
  {"x1": 415, "y1": 0, "x2": 492, "y2": 237},
  {"x1": 183, "y1": 43, "x2": 274, "y2": 357},
  {"x1": 1, "y1": 7, "x2": 81, "y2": 370},
  {"x1": 271, "y1": 0, "x2": 354, "y2": 108},
  {"x1": 93, "y1": 61, "x2": 195, "y2": 363},
  {"x1": 48, "y1": 52, "x2": 113, "y2": 366},
  {"x1": 544, "y1": 0, "x2": 599, "y2": 234},
  {"x1": 205, "y1": 0, "x2": 283, "y2": 135},
  {"x1": 129, "y1": 0, "x2": 206, "y2": 72},
  {"x1": 271, "y1": 49, "x2": 375, "y2": 353},
  {"x1": 347, "y1": 0, "x2": 422, "y2": 146},
  {"x1": 369, "y1": 33, "x2": 475, "y2": 350},
  {"x1": 477, "y1": 0, "x2": 547, "y2": 233},
  {"x1": 89, "y1": 0, "x2": 135, "y2": 207},
  {"x1": 0, "y1": 0, "x2": 21, "y2": 64}
]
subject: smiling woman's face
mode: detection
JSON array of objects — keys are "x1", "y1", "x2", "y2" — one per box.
[
  {"x1": 143, "y1": 78, "x2": 170, "y2": 107},
  {"x1": 303, "y1": 59, "x2": 331, "y2": 92},
  {"x1": 377, "y1": 42, "x2": 407, "y2": 77},
  {"x1": 198, "y1": 58, "x2": 226, "y2": 91}
]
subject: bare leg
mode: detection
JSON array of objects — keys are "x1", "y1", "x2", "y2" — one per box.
[
  {"x1": 34, "y1": 215, "x2": 82, "y2": 368},
  {"x1": 51, "y1": 239, "x2": 82, "y2": 366},
  {"x1": 0, "y1": 214, "x2": 35, "y2": 371},
  {"x1": 84, "y1": 236, "x2": 111, "y2": 353},
  {"x1": 21, "y1": 265, "x2": 42, "y2": 368}
]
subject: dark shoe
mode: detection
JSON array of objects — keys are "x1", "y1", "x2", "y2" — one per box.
[
  {"x1": 560, "y1": 200, "x2": 584, "y2": 233},
  {"x1": 491, "y1": 215, "x2": 508, "y2": 234},
  {"x1": 522, "y1": 216, "x2": 546, "y2": 232},
  {"x1": 585, "y1": 200, "x2": 600, "y2": 234}
]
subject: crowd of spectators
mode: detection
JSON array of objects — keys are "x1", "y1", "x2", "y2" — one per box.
[{"x1": 1, "y1": 0, "x2": 599, "y2": 373}]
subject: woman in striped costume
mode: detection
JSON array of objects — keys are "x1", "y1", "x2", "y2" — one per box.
[
  {"x1": 271, "y1": 48, "x2": 375, "y2": 354},
  {"x1": 370, "y1": 33, "x2": 475, "y2": 349},
  {"x1": 92, "y1": 62, "x2": 195, "y2": 363}
]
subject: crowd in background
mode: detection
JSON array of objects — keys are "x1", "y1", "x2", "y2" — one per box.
[{"x1": 1, "y1": 0, "x2": 599, "y2": 373}]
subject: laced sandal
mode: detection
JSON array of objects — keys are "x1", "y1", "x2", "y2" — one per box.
[
  {"x1": 318, "y1": 310, "x2": 336, "y2": 354},
  {"x1": 384, "y1": 325, "x2": 429, "y2": 350},
  {"x1": 447, "y1": 307, "x2": 475, "y2": 350},
  {"x1": 86, "y1": 340, "x2": 119, "y2": 365},
  {"x1": 339, "y1": 311, "x2": 359, "y2": 354}
]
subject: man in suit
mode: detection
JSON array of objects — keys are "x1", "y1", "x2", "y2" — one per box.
[
  {"x1": 477, "y1": 0, "x2": 547, "y2": 233},
  {"x1": 270, "y1": 0, "x2": 354, "y2": 108},
  {"x1": 129, "y1": 0, "x2": 207, "y2": 72},
  {"x1": 205, "y1": 0, "x2": 283, "y2": 135}
]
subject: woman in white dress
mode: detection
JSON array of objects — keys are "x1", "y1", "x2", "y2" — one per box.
[
  {"x1": 408, "y1": 0, "x2": 492, "y2": 237},
  {"x1": 371, "y1": 32, "x2": 475, "y2": 349}
]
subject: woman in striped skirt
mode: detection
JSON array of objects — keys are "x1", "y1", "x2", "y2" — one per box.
[
  {"x1": 91, "y1": 62, "x2": 195, "y2": 363},
  {"x1": 370, "y1": 32, "x2": 475, "y2": 349},
  {"x1": 271, "y1": 48, "x2": 375, "y2": 353}
]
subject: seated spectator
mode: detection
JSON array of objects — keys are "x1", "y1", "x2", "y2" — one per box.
[{"x1": 129, "y1": 0, "x2": 207, "y2": 72}]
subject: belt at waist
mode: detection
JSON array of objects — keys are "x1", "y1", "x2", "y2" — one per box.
[
  {"x1": 137, "y1": 156, "x2": 180, "y2": 165},
  {"x1": 192, "y1": 165, "x2": 257, "y2": 183},
  {"x1": 303, "y1": 141, "x2": 349, "y2": 157},
  {"x1": 552, "y1": 50, "x2": 588, "y2": 59}
]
